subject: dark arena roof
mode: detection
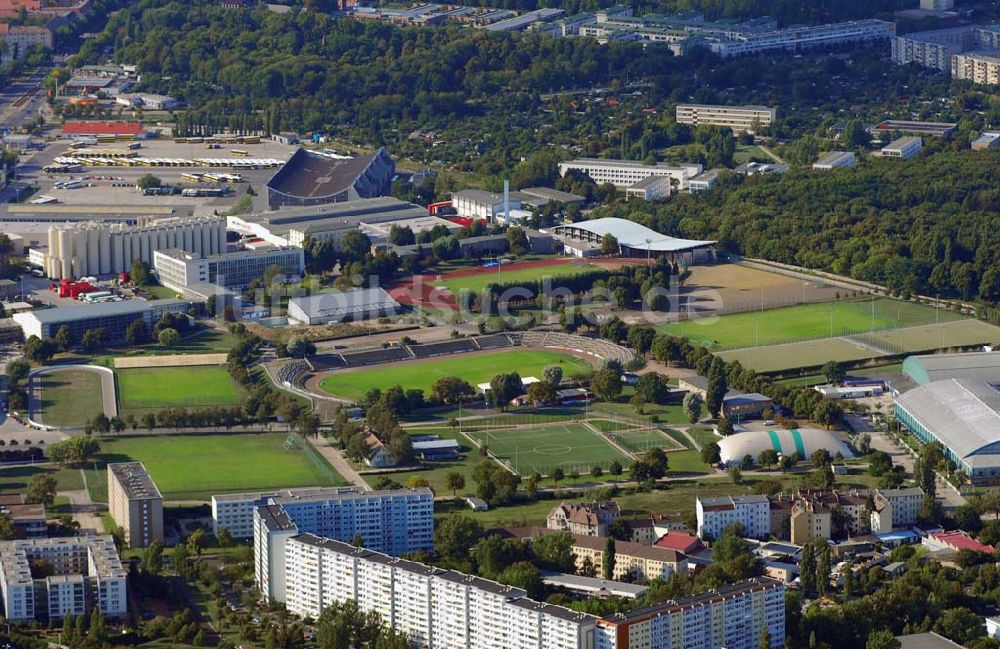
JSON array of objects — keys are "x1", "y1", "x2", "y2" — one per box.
[{"x1": 266, "y1": 147, "x2": 395, "y2": 209}]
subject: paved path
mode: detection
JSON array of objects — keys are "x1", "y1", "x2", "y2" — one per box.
[{"x1": 310, "y1": 436, "x2": 371, "y2": 491}]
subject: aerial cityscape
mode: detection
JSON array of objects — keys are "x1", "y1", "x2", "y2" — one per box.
[{"x1": 0, "y1": 0, "x2": 997, "y2": 646}]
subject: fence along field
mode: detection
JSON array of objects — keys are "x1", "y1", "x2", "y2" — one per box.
[{"x1": 460, "y1": 408, "x2": 683, "y2": 476}]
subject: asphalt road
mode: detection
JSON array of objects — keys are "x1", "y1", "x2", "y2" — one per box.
[{"x1": 0, "y1": 69, "x2": 49, "y2": 130}]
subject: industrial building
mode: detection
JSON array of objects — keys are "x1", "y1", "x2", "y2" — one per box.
[
  {"x1": 558, "y1": 158, "x2": 703, "y2": 190},
  {"x1": 0, "y1": 536, "x2": 126, "y2": 622},
  {"x1": 451, "y1": 189, "x2": 521, "y2": 221},
  {"x1": 254, "y1": 488, "x2": 434, "y2": 602},
  {"x1": 286, "y1": 287, "x2": 400, "y2": 325},
  {"x1": 211, "y1": 486, "x2": 358, "y2": 539},
  {"x1": 550, "y1": 217, "x2": 715, "y2": 262},
  {"x1": 813, "y1": 151, "x2": 856, "y2": 170},
  {"x1": 265, "y1": 147, "x2": 395, "y2": 210},
  {"x1": 107, "y1": 462, "x2": 164, "y2": 548},
  {"x1": 12, "y1": 298, "x2": 189, "y2": 341},
  {"x1": 41, "y1": 215, "x2": 226, "y2": 279},
  {"x1": 153, "y1": 246, "x2": 304, "y2": 292},
  {"x1": 952, "y1": 50, "x2": 1000, "y2": 85},
  {"x1": 227, "y1": 197, "x2": 427, "y2": 248},
  {"x1": 716, "y1": 428, "x2": 855, "y2": 468},
  {"x1": 902, "y1": 351, "x2": 1000, "y2": 385},
  {"x1": 675, "y1": 103, "x2": 776, "y2": 133},
  {"x1": 895, "y1": 378, "x2": 1000, "y2": 485},
  {"x1": 881, "y1": 136, "x2": 923, "y2": 159}
]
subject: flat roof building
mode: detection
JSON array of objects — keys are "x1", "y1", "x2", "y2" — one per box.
[
  {"x1": 813, "y1": 151, "x2": 856, "y2": 170},
  {"x1": 516, "y1": 186, "x2": 586, "y2": 208},
  {"x1": 873, "y1": 119, "x2": 956, "y2": 137},
  {"x1": 675, "y1": 103, "x2": 776, "y2": 133},
  {"x1": 107, "y1": 462, "x2": 163, "y2": 548},
  {"x1": 902, "y1": 351, "x2": 1000, "y2": 385},
  {"x1": 891, "y1": 25, "x2": 1000, "y2": 72},
  {"x1": 265, "y1": 147, "x2": 395, "y2": 210},
  {"x1": 212, "y1": 486, "x2": 358, "y2": 539},
  {"x1": 153, "y1": 246, "x2": 304, "y2": 292},
  {"x1": 0, "y1": 535, "x2": 126, "y2": 622},
  {"x1": 451, "y1": 189, "x2": 521, "y2": 221},
  {"x1": 972, "y1": 132, "x2": 1000, "y2": 150},
  {"x1": 688, "y1": 169, "x2": 720, "y2": 192},
  {"x1": 12, "y1": 298, "x2": 189, "y2": 341},
  {"x1": 881, "y1": 136, "x2": 923, "y2": 159},
  {"x1": 287, "y1": 287, "x2": 400, "y2": 325},
  {"x1": 558, "y1": 158, "x2": 703, "y2": 190},
  {"x1": 550, "y1": 217, "x2": 715, "y2": 262}
]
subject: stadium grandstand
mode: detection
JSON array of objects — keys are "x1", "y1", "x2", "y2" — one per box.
[
  {"x1": 265, "y1": 147, "x2": 395, "y2": 210},
  {"x1": 717, "y1": 428, "x2": 854, "y2": 467},
  {"x1": 408, "y1": 339, "x2": 480, "y2": 358},
  {"x1": 550, "y1": 217, "x2": 716, "y2": 263},
  {"x1": 276, "y1": 360, "x2": 311, "y2": 389},
  {"x1": 521, "y1": 331, "x2": 634, "y2": 363}
]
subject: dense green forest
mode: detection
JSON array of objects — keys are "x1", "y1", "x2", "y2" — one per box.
[{"x1": 593, "y1": 151, "x2": 1000, "y2": 302}]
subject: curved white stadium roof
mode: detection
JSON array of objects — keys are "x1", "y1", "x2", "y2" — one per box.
[
  {"x1": 551, "y1": 217, "x2": 716, "y2": 252},
  {"x1": 718, "y1": 428, "x2": 854, "y2": 466}
]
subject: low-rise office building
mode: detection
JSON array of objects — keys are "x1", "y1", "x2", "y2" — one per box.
[
  {"x1": 107, "y1": 462, "x2": 163, "y2": 548},
  {"x1": 881, "y1": 136, "x2": 923, "y2": 159},
  {"x1": 153, "y1": 246, "x2": 304, "y2": 292},
  {"x1": 255, "y1": 488, "x2": 434, "y2": 602},
  {"x1": 0, "y1": 536, "x2": 126, "y2": 621},
  {"x1": 688, "y1": 169, "x2": 720, "y2": 192},
  {"x1": 675, "y1": 103, "x2": 776, "y2": 133},
  {"x1": 558, "y1": 158, "x2": 703, "y2": 190},
  {"x1": 624, "y1": 175, "x2": 673, "y2": 200},
  {"x1": 12, "y1": 298, "x2": 189, "y2": 341},
  {"x1": 813, "y1": 151, "x2": 856, "y2": 170}
]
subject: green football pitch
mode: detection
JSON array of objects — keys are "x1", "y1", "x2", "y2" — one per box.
[
  {"x1": 116, "y1": 366, "x2": 247, "y2": 414},
  {"x1": 465, "y1": 422, "x2": 631, "y2": 476},
  {"x1": 659, "y1": 298, "x2": 963, "y2": 350},
  {"x1": 432, "y1": 261, "x2": 599, "y2": 295},
  {"x1": 318, "y1": 350, "x2": 592, "y2": 400},
  {"x1": 85, "y1": 433, "x2": 343, "y2": 501}
]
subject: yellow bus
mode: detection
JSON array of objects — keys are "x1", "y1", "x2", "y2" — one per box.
[
  {"x1": 230, "y1": 149, "x2": 250, "y2": 157},
  {"x1": 180, "y1": 173, "x2": 205, "y2": 182}
]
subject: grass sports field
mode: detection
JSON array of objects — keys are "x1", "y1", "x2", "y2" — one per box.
[
  {"x1": 319, "y1": 350, "x2": 592, "y2": 400},
  {"x1": 38, "y1": 370, "x2": 106, "y2": 427},
  {"x1": 660, "y1": 298, "x2": 962, "y2": 350},
  {"x1": 432, "y1": 260, "x2": 599, "y2": 295},
  {"x1": 116, "y1": 365, "x2": 246, "y2": 415},
  {"x1": 466, "y1": 422, "x2": 630, "y2": 476},
  {"x1": 83, "y1": 433, "x2": 343, "y2": 501}
]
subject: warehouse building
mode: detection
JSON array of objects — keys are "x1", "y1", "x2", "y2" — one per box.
[
  {"x1": 451, "y1": 189, "x2": 521, "y2": 221},
  {"x1": 902, "y1": 351, "x2": 1000, "y2": 385},
  {"x1": 895, "y1": 378, "x2": 1000, "y2": 485},
  {"x1": 107, "y1": 462, "x2": 163, "y2": 548},
  {"x1": 287, "y1": 287, "x2": 400, "y2": 325},
  {"x1": 675, "y1": 103, "x2": 776, "y2": 133},
  {"x1": 265, "y1": 147, "x2": 395, "y2": 210},
  {"x1": 228, "y1": 197, "x2": 427, "y2": 247},
  {"x1": 153, "y1": 246, "x2": 304, "y2": 292},
  {"x1": 558, "y1": 158, "x2": 703, "y2": 190},
  {"x1": 13, "y1": 298, "x2": 189, "y2": 341},
  {"x1": 550, "y1": 217, "x2": 715, "y2": 262},
  {"x1": 0, "y1": 536, "x2": 126, "y2": 622},
  {"x1": 42, "y1": 215, "x2": 225, "y2": 279}
]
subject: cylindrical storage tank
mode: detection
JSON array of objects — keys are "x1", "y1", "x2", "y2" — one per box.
[
  {"x1": 74, "y1": 230, "x2": 87, "y2": 279},
  {"x1": 139, "y1": 230, "x2": 150, "y2": 265},
  {"x1": 60, "y1": 257, "x2": 71, "y2": 279},
  {"x1": 183, "y1": 225, "x2": 193, "y2": 252},
  {"x1": 200, "y1": 222, "x2": 210, "y2": 254},
  {"x1": 209, "y1": 221, "x2": 219, "y2": 253},
  {"x1": 217, "y1": 220, "x2": 226, "y2": 253},
  {"x1": 130, "y1": 232, "x2": 141, "y2": 266},
  {"x1": 86, "y1": 228, "x2": 99, "y2": 276},
  {"x1": 110, "y1": 233, "x2": 122, "y2": 273},
  {"x1": 98, "y1": 228, "x2": 111, "y2": 276},
  {"x1": 58, "y1": 229, "x2": 71, "y2": 272},
  {"x1": 47, "y1": 228, "x2": 58, "y2": 258},
  {"x1": 158, "y1": 227, "x2": 167, "y2": 250}
]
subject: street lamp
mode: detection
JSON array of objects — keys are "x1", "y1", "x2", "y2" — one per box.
[{"x1": 645, "y1": 238, "x2": 651, "y2": 267}]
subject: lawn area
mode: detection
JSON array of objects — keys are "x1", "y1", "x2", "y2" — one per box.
[
  {"x1": 591, "y1": 393, "x2": 689, "y2": 425},
  {"x1": 319, "y1": 350, "x2": 592, "y2": 401},
  {"x1": 660, "y1": 298, "x2": 963, "y2": 350},
  {"x1": 465, "y1": 421, "x2": 631, "y2": 476},
  {"x1": 432, "y1": 260, "x2": 600, "y2": 295},
  {"x1": 378, "y1": 427, "x2": 490, "y2": 495},
  {"x1": 716, "y1": 337, "x2": 882, "y2": 373},
  {"x1": 609, "y1": 429, "x2": 684, "y2": 453},
  {"x1": 82, "y1": 433, "x2": 344, "y2": 502},
  {"x1": 666, "y1": 449, "x2": 711, "y2": 475},
  {"x1": 688, "y1": 426, "x2": 720, "y2": 448},
  {"x1": 116, "y1": 365, "x2": 247, "y2": 415},
  {"x1": 0, "y1": 465, "x2": 84, "y2": 492},
  {"x1": 38, "y1": 370, "x2": 106, "y2": 427}
]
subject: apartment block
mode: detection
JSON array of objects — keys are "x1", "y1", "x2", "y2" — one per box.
[
  {"x1": 558, "y1": 158, "x2": 703, "y2": 190},
  {"x1": 106, "y1": 462, "x2": 163, "y2": 548},
  {"x1": 881, "y1": 136, "x2": 922, "y2": 159},
  {"x1": 891, "y1": 25, "x2": 1000, "y2": 73},
  {"x1": 211, "y1": 486, "x2": 357, "y2": 539},
  {"x1": 0, "y1": 536, "x2": 126, "y2": 622},
  {"x1": 284, "y1": 534, "x2": 599, "y2": 649},
  {"x1": 696, "y1": 495, "x2": 770, "y2": 540},
  {"x1": 952, "y1": 50, "x2": 1000, "y2": 86},
  {"x1": 675, "y1": 104, "x2": 776, "y2": 133},
  {"x1": 254, "y1": 488, "x2": 434, "y2": 602},
  {"x1": 870, "y1": 487, "x2": 923, "y2": 534},
  {"x1": 597, "y1": 578, "x2": 785, "y2": 649},
  {"x1": 546, "y1": 501, "x2": 621, "y2": 537},
  {"x1": 153, "y1": 246, "x2": 305, "y2": 292},
  {"x1": 566, "y1": 534, "x2": 687, "y2": 582},
  {"x1": 709, "y1": 19, "x2": 893, "y2": 57}
]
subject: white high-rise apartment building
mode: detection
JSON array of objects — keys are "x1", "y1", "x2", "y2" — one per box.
[
  {"x1": 254, "y1": 488, "x2": 434, "y2": 602},
  {"x1": 211, "y1": 486, "x2": 357, "y2": 539},
  {"x1": 696, "y1": 495, "x2": 770, "y2": 540},
  {"x1": 952, "y1": 51, "x2": 1000, "y2": 86},
  {"x1": 284, "y1": 534, "x2": 600, "y2": 649},
  {"x1": 675, "y1": 104, "x2": 776, "y2": 133}
]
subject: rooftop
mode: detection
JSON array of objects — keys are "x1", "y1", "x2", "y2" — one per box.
[
  {"x1": 62, "y1": 120, "x2": 146, "y2": 135},
  {"x1": 12, "y1": 298, "x2": 188, "y2": 325},
  {"x1": 814, "y1": 151, "x2": 855, "y2": 166},
  {"x1": 551, "y1": 217, "x2": 715, "y2": 252},
  {"x1": 266, "y1": 147, "x2": 392, "y2": 201},
  {"x1": 897, "y1": 632, "x2": 966, "y2": 649},
  {"x1": 903, "y1": 351, "x2": 1000, "y2": 385},
  {"x1": 289, "y1": 287, "x2": 400, "y2": 320},
  {"x1": 600, "y1": 578, "x2": 783, "y2": 625},
  {"x1": 108, "y1": 462, "x2": 162, "y2": 500},
  {"x1": 540, "y1": 571, "x2": 648, "y2": 598}
]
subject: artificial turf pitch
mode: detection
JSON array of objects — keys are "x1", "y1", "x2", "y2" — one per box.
[
  {"x1": 465, "y1": 422, "x2": 631, "y2": 476},
  {"x1": 116, "y1": 365, "x2": 246, "y2": 413},
  {"x1": 318, "y1": 350, "x2": 592, "y2": 400}
]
